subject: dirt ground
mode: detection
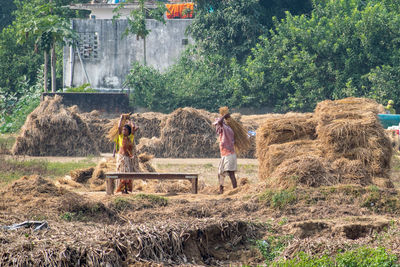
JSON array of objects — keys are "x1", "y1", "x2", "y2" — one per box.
[{"x1": 1, "y1": 155, "x2": 400, "y2": 266}]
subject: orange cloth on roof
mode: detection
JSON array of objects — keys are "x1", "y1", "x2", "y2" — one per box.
[{"x1": 166, "y1": 3, "x2": 194, "y2": 19}]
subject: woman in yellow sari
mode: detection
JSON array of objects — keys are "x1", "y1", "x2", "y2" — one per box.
[{"x1": 115, "y1": 114, "x2": 139, "y2": 194}]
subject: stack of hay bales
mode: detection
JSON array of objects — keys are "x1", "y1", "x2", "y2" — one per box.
[
  {"x1": 256, "y1": 98, "x2": 393, "y2": 189},
  {"x1": 138, "y1": 108, "x2": 220, "y2": 158},
  {"x1": 12, "y1": 96, "x2": 100, "y2": 156}
]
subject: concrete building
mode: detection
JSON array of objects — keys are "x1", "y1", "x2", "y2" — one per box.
[{"x1": 64, "y1": 2, "x2": 193, "y2": 91}]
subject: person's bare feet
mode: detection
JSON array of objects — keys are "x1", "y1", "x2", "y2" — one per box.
[{"x1": 219, "y1": 185, "x2": 224, "y2": 194}]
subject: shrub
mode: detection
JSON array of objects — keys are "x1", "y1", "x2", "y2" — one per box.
[{"x1": 272, "y1": 247, "x2": 398, "y2": 267}]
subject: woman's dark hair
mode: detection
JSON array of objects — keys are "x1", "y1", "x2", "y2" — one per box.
[{"x1": 124, "y1": 124, "x2": 132, "y2": 135}]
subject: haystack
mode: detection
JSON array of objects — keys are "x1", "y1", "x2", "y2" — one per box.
[
  {"x1": 138, "y1": 108, "x2": 220, "y2": 158},
  {"x1": 136, "y1": 137, "x2": 164, "y2": 157},
  {"x1": 314, "y1": 97, "x2": 385, "y2": 122},
  {"x1": 257, "y1": 97, "x2": 393, "y2": 189},
  {"x1": 80, "y1": 109, "x2": 113, "y2": 153},
  {"x1": 12, "y1": 96, "x2": 100, "y2": 156},
  {"x1": 131, "y1": 112, "x2": 167, "y2": 140}
]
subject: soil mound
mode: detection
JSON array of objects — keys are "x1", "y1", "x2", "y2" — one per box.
[
  {"x1": 138, "y1": 107, "x2": 220, "y2": 158},
  {"x1": 12, "y1": 96, "x2": 100, "y2": 156},
  {"x1": 257, "y1": 97, "x2": 392, "y2": 189}
]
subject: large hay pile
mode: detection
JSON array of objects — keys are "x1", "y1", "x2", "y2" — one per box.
[
  {"x1": 131, "y1": 112, "x2": 167, "y2": 140},
  {"x1": 257, "y1": 98, "x2": 392, "y2": 188},
  {"x1": 138, "y1": 107, "x2": 220, "y2": 158},
  {"x1": 14, "y1": 97, "x2": 261, "y2": 158},
  {"x1": 12, "y1": 96, "x2": 100, "y2": 156},
  {"x1": 80, "y1": 109, "x2": 114, "y2": 153}
]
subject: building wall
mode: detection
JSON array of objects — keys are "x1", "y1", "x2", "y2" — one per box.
[
  {"x1": 90, "y1": 8, "x2": 131, "y2": 19},
  {"x1": 63, "y1": 19, "x2": 192, "y2": 90}
]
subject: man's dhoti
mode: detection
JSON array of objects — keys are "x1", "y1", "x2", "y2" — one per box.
[{"x1": 218, "y1": 153, "x2": 237, "y2": 185}]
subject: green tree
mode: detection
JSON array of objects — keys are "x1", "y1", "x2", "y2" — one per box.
[
  {"x1": 188, "y1": 0, "x2": 264, "y2": 62},
  {"x1": 114, "y1": 0, "x2": 166, "y2": 65},
  {"x1": 14, "y1": 0, "x2": 78, "y2": 92},
  {"x1": 245, "y1": 0, "x2": 400, "y2": 111},
  {"x1": 124, "y1": 62, "x2": 170, "y2": 111},
  {"x1": 0, "y1": 0, "x2": 89, "y2": 133},
  {"x1": 0, "y1": 0, "x2": 16, "y2": 30}
]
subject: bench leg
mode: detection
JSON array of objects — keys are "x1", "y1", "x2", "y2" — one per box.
[
  {"x1": 106, "y1": 178, "x2": 115, "y2": 195},
  {"x1": 191, "y1": 178, "x2": 198, "y2": 194}
]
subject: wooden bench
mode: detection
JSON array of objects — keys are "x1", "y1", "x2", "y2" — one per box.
[{"x1": 105, "y1": 172, "x2": 199, "y2": 195}]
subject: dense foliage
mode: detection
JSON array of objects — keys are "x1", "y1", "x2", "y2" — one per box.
[
  {"x1": 245, "y1": 0, "x2": 400, "y2": 111},
  {"x1": 271, "y1": 247, "x2": 398, "y2": 267},
  {"x1": 0, "y1": 0, "x2": 16, "y2": 30},
  {"x1": 126, "y1": 0, "x2": 400, "y2": 113}
]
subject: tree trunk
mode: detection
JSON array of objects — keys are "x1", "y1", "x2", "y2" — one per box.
[
  {"x1": 143, "y1": 37, "x2": 147, "y2": 65},
  {"x1": 44, "y1": 50, "x2": 48, "y2": 92},
  {"x1": 51, "y1": 42, "x2": 56, "y2": 92}
]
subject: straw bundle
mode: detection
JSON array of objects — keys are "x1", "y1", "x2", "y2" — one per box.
[
  {"x1": 256, "y1": 113, "x2": 316, "y2": 148},
  {"x1": 269, "y1": 155, "x2": 334, "y2": 188},
  {"x1": 314, "y1": 97, "x2": 385, "y2": 122},
  {"x1": 330, "y1": 158, "x2": 370, "y2": 185},
  {"x1": 70, "y1": 167, "x2": 94, "y2": 183},
  {"x1": 106, "y1": 113, "x2": 130, "y2": 142},
  {"x1": 89, "y1": 158, "x2": 116, "y2": 189},
  {"x1": 138, "y1": 152, "x2": 154, "y2": 163},
  {"x1": 316, "y1": 100, "x2": 392, "y2": 178},
  {"x1": 258, "y1": 140, "x2": 322, "y2": 180},
  {"x1": 219, "y1": 107, "x2": 251, "y2": 155},
  {"x1": 12, "y1": 96, "x2": 100, "y2": 156}
]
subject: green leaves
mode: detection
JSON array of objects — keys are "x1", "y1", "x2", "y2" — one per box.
[
  {"x1": 187, "y1": 0, "x2": 265, "y2": 62},
  {"x1": 245, "y1": 0, "x2": 400, "y2": 111},
  {"x1": 14, "y1": 1, "x2": 77, "y2": 51},
  {"x1": 114, "y1": 0, "x2": 166, "y2": 40}
]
